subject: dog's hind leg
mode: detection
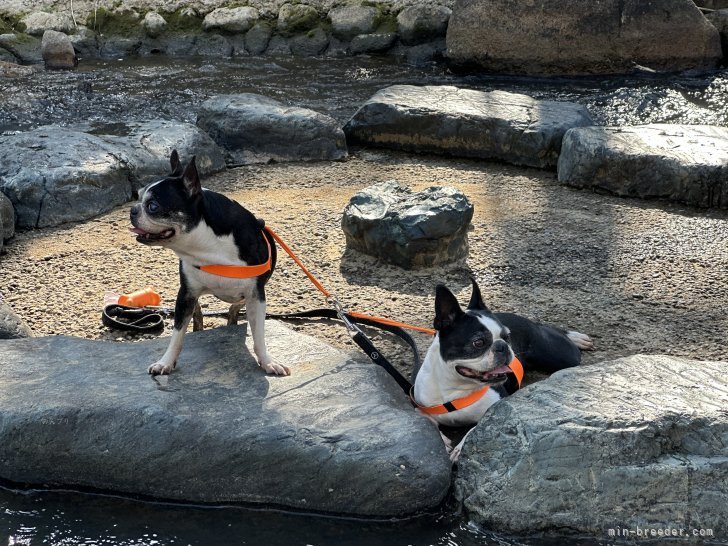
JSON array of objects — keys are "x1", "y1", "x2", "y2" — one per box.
[{"x1": 567, "y1": 330, "x2": 594, "y2": 351}]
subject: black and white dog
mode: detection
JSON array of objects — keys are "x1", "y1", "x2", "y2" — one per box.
[
  {"x1": 129, "y1": 150, "x2": 289, "y2": 377},
  {"x1": 412, "y1": 279, "x2": 592, "y2": 457}
]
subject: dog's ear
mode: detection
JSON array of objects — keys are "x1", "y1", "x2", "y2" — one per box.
[
  {"x1": 169, "y1": 149, "x2": 182, "y2": 176},
  {"x1": 434, "y1": 284, "x2": 463, "y2": 331},
  {"x1": 467, "y1": 277, "x2": 491, "y2": 313},
  {"x1": 181, "y1": 156, "x2": 201, "y2": 196}
]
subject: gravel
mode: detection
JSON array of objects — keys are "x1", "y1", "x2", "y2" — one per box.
[{"x1": 1, "y1": 149, "x2": 727, "y2": 379}]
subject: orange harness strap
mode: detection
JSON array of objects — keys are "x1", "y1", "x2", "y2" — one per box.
[
  {"x1": 414, "y1": 356, "x2": 524, "y2": 415},
  {"x1": 197, "y1": 232, "x2": 273, "y2": 279}
]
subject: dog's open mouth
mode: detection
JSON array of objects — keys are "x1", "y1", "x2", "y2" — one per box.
[
  {"x1": 456, "y1": 364, "x2": 512, "y2": 384},
  {"x1": 129, "y1": 226, "x2": 175, "y2": 243}
]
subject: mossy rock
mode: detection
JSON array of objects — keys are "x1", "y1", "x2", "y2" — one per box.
[
  {"x1": 85, "y1": 8, "x2": 142, "y2": 36},
  {"x1": 161, "y1": 8, "x2": 204, "y2": 33}
]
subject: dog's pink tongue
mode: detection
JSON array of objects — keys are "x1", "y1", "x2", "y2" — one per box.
[
  {"x1": 485, "y1": 364, "x2": 513, "y2": 377},
  {"x1": 129, "y1": 227, "x2": 148, "y2": 235}
]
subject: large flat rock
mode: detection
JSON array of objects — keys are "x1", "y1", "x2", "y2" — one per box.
[
  {"x1": 454, "y1": 355, "x2": 728, "y2": 536},
  {"x1": 344, "y1": 85, "x2": 593, "y2": 168},
  {"x1": 446, "y1": 0, "x2": 721, "y2": 75},
  {"x1": 0, "y1": 321, "x2": 450, "y2": 516},
  {"x1": 558, "y1": 124, "x2": 728, "y2": 208}
]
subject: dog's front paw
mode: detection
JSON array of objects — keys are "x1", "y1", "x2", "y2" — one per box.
[
  {"x1": 148, "y1": 360, "x2": 175, "y2": 375},
  {"x1": 258, "y1": 357, "x2": 291, "y2": 376},
  {"x1": 567, "y1": 330, "x2": 595, "y2": 351}
]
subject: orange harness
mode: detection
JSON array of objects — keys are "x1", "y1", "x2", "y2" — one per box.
[
  {"x1": 413, "y1": 356, "x2": 525, "y2": 415},
  {"x1": 196, "y1": 231, "x2": 273, "y2": 278}
]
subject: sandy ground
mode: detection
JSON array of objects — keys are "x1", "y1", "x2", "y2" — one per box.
[{"x1": 1, "y1": 149, "x2": 727, "y2": 379}]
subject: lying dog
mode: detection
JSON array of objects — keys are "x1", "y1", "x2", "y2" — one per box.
[
  {"x1": 412, "y1": 279, "x2": 593, "y2": 458},
  {"x1": 129, "y1": 150, "x2": 289, "y2": 377}
]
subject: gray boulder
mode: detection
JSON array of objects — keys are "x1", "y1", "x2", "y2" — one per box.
[
  {"x1": 342, "y1": 181, "x2": 473, "y2": 269},
  {"x1": 245, "y1": 21, "x2": 273, "y2": 54},
  {"x1": 191, "y1": 33, "x2": 233, "y2": 57},
  {"x1": 264, "y1": 34, "x2": 291, "y2": 55},
  {"x1": 396, "y1": 5, "x2": 451, "y2": 45},
  {"x1": 0, "y1": 33, "x2": 42, "y2": 64},
  {"x1": 0, "y1": 322, "x2": 451, "y2": 516},
  {"x1": 329, "y1": 5, "x2": 380, "y2": 40},
  {"x1": 99, "y1": 36, "x2": 142, "y2": 58},
  {"x1": 705, "y1": 9, "x2": 728, "y2": 58},
  {"x1": 0, "y1": 126, "x2": 133, "y2": 229},
  {"x1": 277, "y1": 3, "x2": 321, "y2": 36},
  {"x1": 202, "y1": 7, "x2": 259, "y2": 33},
  {"x1": 141, "y1": 12, "x2": 167, "y2": 38},
  {"x1": 350, "y1": 32, "x2": 397, "y2": 55},
  {"x1": 197, "y1": 94, "x2": 347, "y2": 165},
  {"x1": 102, "y1": 120, "x2": 227, "y2": 189},
  {"x1": 20, "y1": 12, "x2": 75, "y2": 36},
  {"x1": 455, "y1": 355, "x2": 728, "y2": 536},
  {"x1": 557, "y1": 124, "x2": 728, "y2": 208},
  {"x1": 447, "y1": 0, "x2": 722, "y2": 74},
  {"x1": 41, "y1": 29, "x2": 76, "y2": 69},
  {"x1": 0, "y1": 301, "x2": 33, "y2": 339},
  {"x1": 0, "y1": 191, "x2": 15, "y2": 242},
  {"x1": 69, "y1": 26, "x2": 100, "y2": 58},
  {"x1": 289, "y1": 28, "x2": 329, "y2": 56},
  {"x1": 696, "y1": 0, "x2": 728, "y2": 7},
  {"x1": 344, "y1": 85, "x2": 593, "y2": 168}
]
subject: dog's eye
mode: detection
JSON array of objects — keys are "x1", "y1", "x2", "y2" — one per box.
[
  {"x1": 146, "y1": 200, "x2": 160, "y2": 213},
  {"x1": 472, "y1": 338, "x2": 485, "y2": 348}
]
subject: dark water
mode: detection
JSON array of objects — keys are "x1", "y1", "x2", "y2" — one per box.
[
  {"x1": 2, "y1": 55, "x2": 727, "y2": 545},
  {"x1": 1, "y1": 55, "x2": 727, "y2": 136}
]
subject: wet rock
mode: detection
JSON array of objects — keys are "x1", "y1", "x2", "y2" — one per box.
[
  {"x1": 102, "y1": 120, "x2": 227, "y2": 189},
  {"x1": 345, "y1": 85, "x2": 593, "y2": 168},
  {"x1": 341, "y1": 181, "x2": 473, "y2": 269},
  {"x1": 140, "y1": 34, "x2": 196, "y2": 57},
  {"x1": 0, "y1": 301, "x2": 32, "y2": 339},
  {"x1": 705, "y1": 9, "x2": 728, "y2": 58},
  {"x1": 69, "y1": 26, "x2": 100, "y2": 58},
  {"x1": 197, "y1": 94, "x2": 347, "y2": 165},
  {"x1": 41, "y1": 30, "x2": 77, "y2": 69},
  {"x1": 99, "y1": 36, "x2": 141, "y2": 58},
  {"x1": 0, "y1": 49, "x2": 18, "y2": 64},
  {"x1": 696, "y1": 0, "x2": 728, "y2": 7},
  {"x1": 392, "y1": 40, "x2": 446, "y2": 65},
  {"x1": 0, "y1": 33, "x2": 42, "y2": 64},
  {"x1": 396, "y1": 5, "x2": 451, "y2": 45},
  {"x1": 20, "y1": 12, "x2": 75, "y2": 36},
  {"x1": 558, "y1": 124, "x2": 728, "y2": 208},
  {"x1": 0, "y1": 127, "x2": 133, "y2": 229},
  {"x1": 455, "y1": 355, "x2": 728, "y2": 536},
  {"x1": 289, "y1": 28, "x2": 329, "y2": 56},
  {"x1": 192, "y1": 33, "x2": 233, "y2": 57},
  {"x1": 245, "y1": 21, "x2": 273, "y2": 54},
  {"x1": 447, "y1": 0, "x2": 722, "y2": 74},
  {"x1": 202, "y1": 7, "x2": 259, "y2": 33},
  {"x1": 277, "y1": 4, "x2": 321, "y2": 36},
  {"x1": 0, "y1": 323, "x2": 451, "y2": 516},
  {"x1": 0, "y1": 191, "x2": 15, "y2": 246},
  {"x1": 141, "y1": 12, "x2": 167, "y2": 38},
  {"x1": 264, "y1": 35, "x2": 291, "y2": 55},
  {"x1": 350, "y1": 32, "x2": 397, "y2": 55},
  {"x1": 329, "y1": 5, "x2": 380, "y2": 40}
]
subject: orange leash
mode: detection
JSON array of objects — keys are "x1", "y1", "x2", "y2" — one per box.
[{"x1": 264, "y1": 226, "x2": 436, "y2": 336}]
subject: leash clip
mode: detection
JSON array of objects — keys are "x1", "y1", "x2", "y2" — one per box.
[{"x1": 327, "y1": 296, "x2": 362, "y2": 335}]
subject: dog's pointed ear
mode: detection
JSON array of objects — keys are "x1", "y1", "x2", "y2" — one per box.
[
  {"x1": 170, "y1": 149, "x2": 182, "y2": 176},
  {"x1": 467, "y1": 277, "x2": 491, "y2": 313},
  {"x1": 181, "y1": 156, "x2": 201, "y2": 196},
  {"x1": 434, "y1": 284, "x2": 463, "y2": 331}
]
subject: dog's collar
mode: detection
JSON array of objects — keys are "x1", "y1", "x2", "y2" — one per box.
[
  {"x1": 412, "y1": 356, "x2": 524, "y2": 415},
  {"x1": 195, "y1": 231, "x2": 272, "y2": 279}
]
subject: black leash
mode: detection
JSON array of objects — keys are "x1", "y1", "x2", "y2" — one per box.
[{"x1": 102, "y1": 304, "x2": 417, "y2": 394}]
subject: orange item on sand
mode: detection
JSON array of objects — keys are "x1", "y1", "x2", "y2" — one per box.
[{"x1": 118, "y1": 287, "x2": 161, "y2": 308}]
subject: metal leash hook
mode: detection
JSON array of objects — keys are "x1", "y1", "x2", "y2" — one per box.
[{"x1": 327, "y1": 295, "x2": 362, "y2": 336}]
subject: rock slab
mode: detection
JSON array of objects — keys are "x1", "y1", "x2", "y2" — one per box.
[
  {"x1": 197, "y1": 94, "x2": 347, "y2": 165},
  {"x1": 342, "y1": 181, "x2": 473, "y2": 269},
  {"x1": 446, "y1": 0, "x2": 722, "y2": 75},
  {"x1": 557, "y1": 124, "x2": 728, "y2": 208},
  {"x1": 344, "y1": 85, "x2": 593, "y2": 168},
  {"x1": 455, "y1": 355, "x2": 728, "y2": 536},
  {"x1": 0, "y1": 301, "x2": 33, "y2": 339},
  {"x1": 0, "y1": 322, "x2": 451, "y2": 515}
]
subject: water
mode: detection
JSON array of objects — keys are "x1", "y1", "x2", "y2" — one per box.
[
  {"x1": 2, "y1": 55, "x2": 727, "y2": 544},
  {"x1": 1, "y1": 56, "x2": 727, "y2": 136}
]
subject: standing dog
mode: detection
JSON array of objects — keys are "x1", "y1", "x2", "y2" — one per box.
[
  {"x1": 412, "y1": 279, "x2": 592, "y2": 457},
  {"x1": 129, "y1": 150, "x2": 289, "y2": 376}
]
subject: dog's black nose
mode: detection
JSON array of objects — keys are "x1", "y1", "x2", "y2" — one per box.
[
  {"x1": 130, "y1": 205, "x2": 140, "y2": 218},
  {"x1": 493, "y1": 340, "x2": 509, "y2": 354}
]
